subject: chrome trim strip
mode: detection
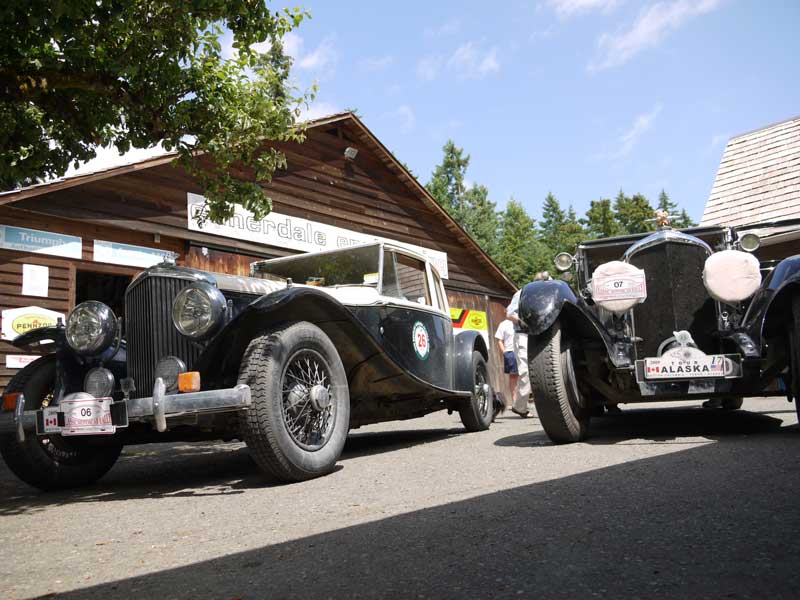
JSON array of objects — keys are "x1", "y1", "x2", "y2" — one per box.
[{"x1": 624, "y1": 229, "x2": 712, "y2": 261}]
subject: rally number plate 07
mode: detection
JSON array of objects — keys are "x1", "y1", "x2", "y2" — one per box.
[{"x1": 43, "y1": 397, "x2": 116, "y2": 436}]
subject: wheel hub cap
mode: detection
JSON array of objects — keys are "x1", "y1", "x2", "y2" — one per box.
[{"x1": 310, "y1": 384, "x2": 331, "y2": 411}]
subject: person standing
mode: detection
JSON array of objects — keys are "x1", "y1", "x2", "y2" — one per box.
[
  {"x1": 494, "y1": 318, "x2": 517, "y2": 408},
  {"x1": 505, "y1": 288, "x2": 530, "y2": 417}
]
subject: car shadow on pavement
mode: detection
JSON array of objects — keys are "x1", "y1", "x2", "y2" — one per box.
[
  {"x1": 41, "y1": 421, "x2": 800, "y2": 600},
  {"x1": 494, "y1": 405, "x2": 792, "y2": 448},
  {"x1": 0, "y1": 427, "x2": 466, "y2": 514}
]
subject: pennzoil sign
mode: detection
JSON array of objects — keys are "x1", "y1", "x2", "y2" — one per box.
[{"x1": 1, "y1": 306, "x2": 64, "y2": 341}]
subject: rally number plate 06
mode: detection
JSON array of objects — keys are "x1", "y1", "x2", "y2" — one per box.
[
  {"x1": 643, "y1": 354, "x2": 730, "y2": 380},
  {"x1": 43, "y1": 397, "x2": 116, "y2": 436}
]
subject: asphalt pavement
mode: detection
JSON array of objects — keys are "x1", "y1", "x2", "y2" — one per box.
[{"x1": 1, "y1": 397, "x2": 798, "y2": 599}]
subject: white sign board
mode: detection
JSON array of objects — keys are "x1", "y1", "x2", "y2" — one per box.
[
  {"x1": 1, "y1": 306, "x2": 64, "y2": 341},
  {"x1": 93, "y1": 240, "x2": 176, "y2": 268},
  {"x1": 22, "y1": 264, "x2": 49, "y2": 297},
  {"x1": 592, "y1": 270, "x2": 647, "y2": 302},
  {"x1": 6, "y1": 355, "x2": 39, "y2": 369},
  {"x1": 187, "y1": 193, "x2": 450, "y2": 278},
  {"x1": 0, "y1": 224, "x2": 82, "y2": 258}
]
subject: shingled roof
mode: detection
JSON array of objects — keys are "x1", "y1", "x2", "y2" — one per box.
[{"x1": 701, "y1": 115, "x2": 800, "y2": 227}]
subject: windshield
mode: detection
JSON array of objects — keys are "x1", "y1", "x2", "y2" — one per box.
[{"x1": 254, "y1": 244, "x2": 381, "y2": 287}]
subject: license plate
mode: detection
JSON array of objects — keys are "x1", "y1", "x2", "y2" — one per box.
[
  {"x1": 58, "y1": 397, "x2": 115, "y2": 436},
  {"x1": 643, "y1": 354, "x2": 730, "y2": 380}
]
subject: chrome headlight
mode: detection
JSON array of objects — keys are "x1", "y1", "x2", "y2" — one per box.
[
  {"x1": 84, "y1": 367, "x2": 115, "y2": 397},
  {"x1": 172, "y1": 282, "x2": 226, "y2": 339},
  {"x1": 65, "y1": 301, "x2": 118, "y2": 355},
  {"x1": 738, "y1": 232, "x2": 760, "y2": 252},
  {"x1": 554, "y1": 252, "x2": 574, "y2": 272}
]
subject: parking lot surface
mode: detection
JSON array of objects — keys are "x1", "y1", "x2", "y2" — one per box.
[{"x1": 1, "y1": 397, "x2": 798, "y2": 599}]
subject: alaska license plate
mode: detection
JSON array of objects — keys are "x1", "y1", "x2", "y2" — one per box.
[
  {"x1": 643, "y1": 354, "x2": 729, "y2": 380},
  {"x1": 45, "y1": 397, "x2": 116, "y2": 436}
]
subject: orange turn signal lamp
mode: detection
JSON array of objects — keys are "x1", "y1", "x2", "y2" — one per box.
[
  {"x1": 178, "y1": 371, "x2": 201, "y2": 393},
  {"x1": 2, "y1": 392, "x2": 21, "y2": 412}
]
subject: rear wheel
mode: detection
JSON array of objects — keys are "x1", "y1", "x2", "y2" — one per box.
[
  {"x1": 459, "y1": 352, "x2": 493, "y2": 431},
  {"x1": 721, "y1": 397, "x2": 744, "y2": 410},
  {"x1": 0, "y1": 356, "x2": 122, "y2": 491},
  {"x1": 529, "y1": 322, "x2": 590, "y2": 443},
  {"x1": 239, "y1": 322, "x2": 350, "y2": 482}
]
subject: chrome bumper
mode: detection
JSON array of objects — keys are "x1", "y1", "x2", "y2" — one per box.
[{"x1": 0, "y1": 378, "x2": 251, "y2": 440}]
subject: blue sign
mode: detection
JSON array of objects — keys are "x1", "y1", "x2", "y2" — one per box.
[
  {"x1": 93, "y1": 240, "x2": 177, "y2": 268},
  {"x1": 0, "y1": 225, "x2": 82, "y2": 258}
]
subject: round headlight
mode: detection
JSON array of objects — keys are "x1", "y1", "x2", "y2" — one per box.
[
  {"x1": 738, "y1": 232, "x2": 760, "y2": 252},
  {"x1": 84, "y1": 367, "x2": 114, "y2": 398},
  {"x1": 155, "y1": 356, "x2": 186, "y2": 392},
  {"x1": 172, "y1": 282, "x2": 226, "y2": 339},
  {"x1": 65, "y1": 301, "x2": 117, "y2": 355},
  {"x1": 554, "y1": 252, "x2": 574, "y2": 272}
]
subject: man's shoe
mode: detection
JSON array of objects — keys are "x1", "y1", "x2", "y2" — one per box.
[{"x1": 511, "y1": 407, "x2": 529, "y2": 418}]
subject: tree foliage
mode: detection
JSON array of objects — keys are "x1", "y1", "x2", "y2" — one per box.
[
  {"x1": 426, "y1": 139, "x2": 470, "y2": 224},
  {"x1": 495, "y1": 199, "x2": 547, "y2": 286},
  {"x1": 0, "y1": 0, "x2": 312, "y2": 224},
  {"x1": 614, "y1": 191, "x2": 655, "y2": 235},
  {"x1": 583, "y1": 198, "x2": 620, "y2": 239}
]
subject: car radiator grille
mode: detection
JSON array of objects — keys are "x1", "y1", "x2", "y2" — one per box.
[
  {"x1": 628, "y1": 242, "x2": 717, "y2": 359},
  {"x1": 125, "y1": 275, "x2": 202, "y2": 398}
]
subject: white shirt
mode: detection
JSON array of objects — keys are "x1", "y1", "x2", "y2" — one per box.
[{"x1": 494, "y1": 319, "x2": 515, "y2": 350}]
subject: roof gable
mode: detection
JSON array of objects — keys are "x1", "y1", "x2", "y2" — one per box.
[{"x1": 702, "y1": 115, "x2": 800, "y2": 227}]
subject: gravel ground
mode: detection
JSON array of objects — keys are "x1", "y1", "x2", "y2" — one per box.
[{"x1": 0, "y1": 397, "x2": 798, "y2": 599}]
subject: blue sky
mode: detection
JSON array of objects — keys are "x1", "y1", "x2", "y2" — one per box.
[{"x1": 267, "y1": 0, "x2": 800, "y2": 224}]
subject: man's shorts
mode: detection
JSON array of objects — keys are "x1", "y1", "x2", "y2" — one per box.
[{"x1": 503, "y1": 350, "x2": 518, "y2": 374}]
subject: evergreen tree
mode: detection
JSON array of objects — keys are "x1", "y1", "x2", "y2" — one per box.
[
  {"x1": 583, "y1": 198, "x2": 620, "y2": 239},
  {"x1": 462, "y1": 184, "x2": 500, "y2": 256},
  {"x1": 538, "y1": 192, "x2": 566, "y2": 253},
  {"x1": 495, "y1": 199, "x2": 547, "y2": 286},
  {"x1": 426, "y1": 140, "x2": 470, "y2": 224},
  {"x1": 656, "y1": 189, "x2": 679, "y2": 215},
  {"x1": 614, "y1": 190, "x2": 655, "y2": 235},
  {"x1": 560, "y1": 205, "x2": 586, "y2": 255},
  {"x1": 672, "y1": 209, "x2": 697, "y2": 228}
]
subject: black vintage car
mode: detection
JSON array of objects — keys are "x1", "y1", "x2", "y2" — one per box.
[
  {"x1": 518, "y1": 218, "x2": 800, "y2": 443},
  {"x1": 0, "y1": 243, "x2": 494, "y2": 490}
]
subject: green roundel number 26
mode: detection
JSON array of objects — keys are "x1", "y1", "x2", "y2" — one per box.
[{"x1": 412, "y1": 321, "x2": 429, "y2": 360}]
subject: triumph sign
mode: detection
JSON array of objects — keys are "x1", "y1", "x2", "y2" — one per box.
[{"x1": 187, "y1": 193, "x2": 449, "y2": 278}]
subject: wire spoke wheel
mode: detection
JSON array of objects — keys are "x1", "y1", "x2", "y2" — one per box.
[
  {"x1": 281, "y1": 350, "x2": 336, "y2": 451},
  {"x1": 474, "y1": 364, "x2": 489, "y2": 417}
]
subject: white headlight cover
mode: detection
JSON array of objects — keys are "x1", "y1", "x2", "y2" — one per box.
[
  {"x1": 703, "y1": 250, "x2": 761, "y2": 304},
  {"x1": 591, "y1": 261, "x2": 647, "y2": 315},
  {"x1": 172, "y1": 282, "x2": 226, "y2": 339}
]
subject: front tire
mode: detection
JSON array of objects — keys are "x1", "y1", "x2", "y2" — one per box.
[
  {"x1": 529, "y1": 322, "x2": 590, "y2": 443},
  {"x1": 459, "y1": 351, "x2": 493, "y2": 431},
  {"x1": 0, "y1": 356, "x2": 122, "y2": 491},
  {"x1": 790, "y1": 294, "x2": 800, "y2": 423},
  {"x1": 239, "y1": 322, "x2": 350, "y2": 482}
]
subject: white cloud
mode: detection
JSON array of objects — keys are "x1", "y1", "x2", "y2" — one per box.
[
  {"x1": 358, "y1": 55, "x2": 394, "y2": 73},
  {"x1": 297, "y1": 34, "x2": 338, "y2": 72},
  {"x1": 548, "y1": 0, "x2": 621, "y2": 18},
  {"x1": 64, "y1": 144, "x2": 170, "y2": 179},
  {"x1": 609, "y1": 104, "x2": 663, "y2": 159},
  {"x1": 424, "y1": 18, "x2": 461, "y2": 37},
  {"x1": 391, "y1": 105, "x2": 415, "y2": 131},
  {"x1": 417, "y1": 55, "x2": 443, "y2": 81},
  {"x1": 710, "y1": 132, "x2": 729, "y2": 147},
  {"x1": 530, "y1": 26, "x2": 556, "y2": 41},
  {"x1": 589, "y1": 0, "x2": 723, "y2": 71},
  {"x1": 299, "y1": 101, "x2": 341, "y2": 122},
  {"x1": 447, "y1": 41, "x2": 500, "y2": 79},
  {"x1": 281, "y1": 31, "x2": 304, "y2": 60}
]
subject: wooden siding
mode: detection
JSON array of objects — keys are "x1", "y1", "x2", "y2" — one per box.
[
  {"x1": 13, "y1": 125, "x2": 512, "y2": 298},
  {"x1": 702, "y1": 115, "x2": 800, "y2": 227},
  {"x1": 447, "y1": 290, "x2": 513, "y2": 405}
]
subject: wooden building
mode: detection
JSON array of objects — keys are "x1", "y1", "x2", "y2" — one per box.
[
  {"x1": 0, "y1": 112, "x2": 517, "y2": 400},
  {"x1": 701, "y1": 115, "x2": 800, "y2": 259}
]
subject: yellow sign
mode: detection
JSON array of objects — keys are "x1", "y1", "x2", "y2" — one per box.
[
  {"x1": 11, "y1": 313, "x2": 58, "y2": 335},
  {"x1": 450, "y1": 308, "x2": 488, "y2": 331}
]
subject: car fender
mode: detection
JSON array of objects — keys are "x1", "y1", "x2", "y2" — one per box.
[
  {"x1": 452, "y1": 329, "x2": 489, "y2": 393},
  {"x1": 519, "y1": 280, "x2": 623, "y2": 367},
  {"x1": 742, "y1": 254, "x2": 800, "y2": 348}
]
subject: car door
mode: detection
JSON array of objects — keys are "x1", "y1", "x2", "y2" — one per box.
[{"x1": 377, "y1": 249, "x2": 454, "y2": 389}]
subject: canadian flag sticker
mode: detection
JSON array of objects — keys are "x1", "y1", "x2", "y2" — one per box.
[{"x1": 42, "y1": 408, "x2": 60, "y2": 432}]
